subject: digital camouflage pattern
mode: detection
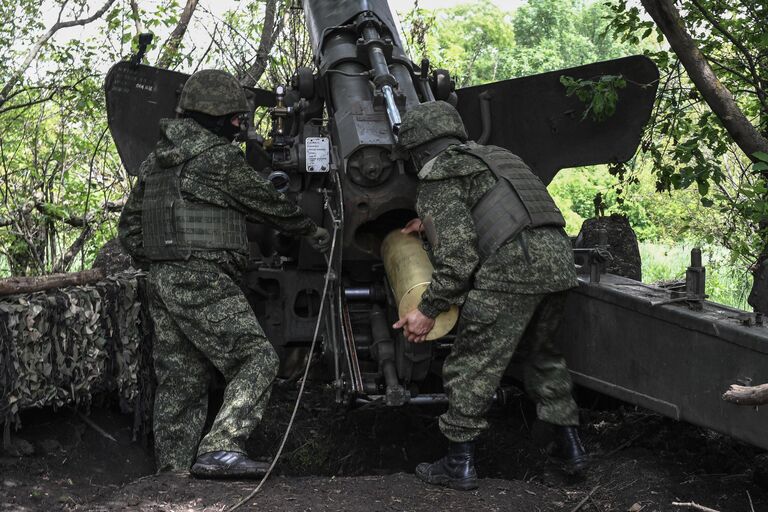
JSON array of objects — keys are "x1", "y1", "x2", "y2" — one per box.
[
  {"x1": 119, "y1": 117, "x2": 317, "y2": 265},
  {"x1": 398, "y1": 101, "x2": 468, "y2": 150},
  {"x1": 404, "y1": 103, "x2": 580, "y2": 441},
  {"x1": 147, "y1": 259, "x2": 279, "y2": 470},
  {"x1": 0, "y1": 272, "x2": 153, "y2": 434},
  {"x1": 119, "y1": 116, "x2": 317, "y2": 471},
  {"x1": 415, "y1": 146, "x2": 577, "y2": 318},
  {"x1": 440, "y1": 290, "x2": 579, "y2": 442},
  {"x1": 177, "y1": 69, "x2": 249, "y2": 116}
]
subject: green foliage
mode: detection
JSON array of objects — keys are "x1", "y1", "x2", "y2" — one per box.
[
  {"x1": 0, "y1": 0, "x2": 762, "y2": 316},
  {"x1": 560, "y1": 74, "x2": 627, "y2": 121},
  {"x1": 0, "y1": 0, "x2": 288, "y2": 277},
  {"x1": 640, "y1": 242, "x2": 751, "y2": 310},
  {"x1": 405, "y1": 0, "x2": 642, "y2": 86},
  {"x1": 606, "y1": 0, "x2": 768, "y2": 266}
]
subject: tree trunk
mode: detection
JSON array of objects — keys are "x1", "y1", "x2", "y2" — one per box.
[
  {"x1": 640, "y1": 0, "x2": 768, "y2": 314},
  {"x1": 639, "y1": 0, "x2": 768, "y2": 160},
  {"x1": 722, "y1": 383, "x2": 768, "y2": 406},
  {"x1": 0, "y1": 268, "x2": 106, "y2": 296},
  {"x1": 156, "y1": 0, "x2": 199, "y2": 69},
  {"x1": 52, "y1": 224, "x2": 94, "y2": 273}
]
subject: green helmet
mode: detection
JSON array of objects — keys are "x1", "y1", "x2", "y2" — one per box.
[
  {"x1": 177, "y1": 69, "x2": 249, "y2": 116},
  {"x1": 398, "y1": 101, "x2": 468, "y2": 149}
]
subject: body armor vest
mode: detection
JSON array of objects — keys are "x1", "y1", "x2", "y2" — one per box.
[
  {"x1": 142, "y1": 163, "x2": 248, "y2": 261},
  {"x1": 461, "y1": 144, "x2": 565, "y2": 257}
]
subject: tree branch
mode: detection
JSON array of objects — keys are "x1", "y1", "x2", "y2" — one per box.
[
  {"x1": 640, "y1": 0, "x2": 768, "y2": 160},
  {"x1": 156, "y1": 0, "x2": 199, "y2": 69},
  {"x1": 53, "y1": 224, "x2": 94, "y2": 273},
  {"x1": 0, "y1": 75, "x2": 95, "y2": 115},
  {"x1": 0, "y1": 0, "x2": 118, "y2": 105},
  {"x1": 30, "y1": 198, "x2": 124, "y2": 228},
  {"x1": 129, "y1": 0, "x2": 143, "y2": 35},
  {"x1": 688, "y1": 0, "x2": 767, "y2": 114},
  {"x1": 241, "y1": 0, "x2": 280, "y2": 86},
  {"x1": 0, "y1": 268, "x2": 105, "y2": 296},
  {"x1": 671, "y1": 501, "x2": 720, "y2": 512},
  {"x1": 722, "y1": 383, "x2": 768, "y2": 406}
]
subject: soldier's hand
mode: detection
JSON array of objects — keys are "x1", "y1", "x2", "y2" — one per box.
[
  {"x1": 393, "y1": 308, "x2": 435, "y2": 343},
  {"x1": 401, "y1": 218, "x2": 424, "y2": 235},
  {"x1": 306, "y1": 226, "x2": 331, "y2": 253}
]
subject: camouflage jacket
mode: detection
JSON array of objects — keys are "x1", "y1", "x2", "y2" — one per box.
[
  {"x1": 416, "y1": 146, "x2": 578, "y2": 318},
  {"x1": 119, "y1": 118, "x2": 317, "y2": 272}
]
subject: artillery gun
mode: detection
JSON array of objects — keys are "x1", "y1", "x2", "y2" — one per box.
[{"x1": 105, "y1": 0, "x2": 768, "y2": 451}]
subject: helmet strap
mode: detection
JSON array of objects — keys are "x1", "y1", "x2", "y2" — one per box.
[{"x1": 410, "y1": 136, "x2": 463, "y2": 170}]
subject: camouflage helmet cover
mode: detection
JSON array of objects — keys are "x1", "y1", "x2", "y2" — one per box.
[
  {"x1": 177, "y1": 69, "x2": 249, "y2": 116},
  {"x1": 398, "y1": 100, "x2": 468, "y2": 149}
]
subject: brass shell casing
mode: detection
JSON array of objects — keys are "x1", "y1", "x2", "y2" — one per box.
[{"x1": 381, "y1": 229, "x2": 459, "y2": 340}]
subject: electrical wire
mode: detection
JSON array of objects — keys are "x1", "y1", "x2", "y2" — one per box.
[{"x1": 227, "y1": 196, "x2": 340, "y2": 512}]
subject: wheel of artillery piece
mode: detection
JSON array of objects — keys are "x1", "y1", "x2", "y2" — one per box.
[{"x1": 292, "y1": 66, "x2": 315, "y2": 100}]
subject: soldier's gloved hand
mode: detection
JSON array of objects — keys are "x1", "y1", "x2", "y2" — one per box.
[{"x1": 306, "y1": 226, "x2": 331, "y2": 253}]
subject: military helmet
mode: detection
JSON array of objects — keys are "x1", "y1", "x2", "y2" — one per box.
[
  {"x1": 398, "y1": 101, "x2": 468, "y2": 149},
  {"x1": 177, "y1": 69, "x2": 249, "y2": 116}
]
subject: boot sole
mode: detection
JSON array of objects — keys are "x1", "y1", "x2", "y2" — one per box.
[
  {"x1": 551, "y1": 455, "x2": 589, "y2": 476},
  {"x1": 416, "y1": 470, "x2": 478, "y2": 491},
  {"x1": 190, "y1": 462, "x2": 268, "y2": 479}
]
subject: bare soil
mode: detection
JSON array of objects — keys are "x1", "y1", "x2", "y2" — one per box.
[{"x1": 1, "y1": 383, "x2": 766, "y2": 512}]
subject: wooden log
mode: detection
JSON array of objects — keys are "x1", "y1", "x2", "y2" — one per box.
[
  {"x1": 722, "y1": 383, "x2": 768, "y2": 406},
  {"x1": 0, "y1": 268, "x2": 105, "y2": 296}
]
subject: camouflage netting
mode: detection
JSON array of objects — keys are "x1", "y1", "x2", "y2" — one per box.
[{"x1": 0, "y1": 272, "x2": 155, "y2": 441}]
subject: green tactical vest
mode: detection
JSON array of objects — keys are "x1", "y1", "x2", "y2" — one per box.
[
  {"x1": 141, "y1": 162, "x2": 248, "y2": 261},
  {"x1": 460, "y1": 143, "x2": 566, "y2": 257}
]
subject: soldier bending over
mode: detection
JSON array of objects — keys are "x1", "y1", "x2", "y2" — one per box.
[
  {"x1": 394, "y1": 101, "x2": 587, "y2": 490},
  {"x1": 119, "y1": 70, "x2": 330, "y2": 478}
]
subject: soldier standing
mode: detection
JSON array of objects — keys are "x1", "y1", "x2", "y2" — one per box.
[
  {"x1": 118, "y1": 70, "x2": 330, "y2": 478},
  {"x1": 393, "y1": 101, "x2": 587, "y2": 490}
]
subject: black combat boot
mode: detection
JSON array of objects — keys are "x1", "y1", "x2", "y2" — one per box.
[
  {"x1": 190, "y1": 451, "x2": 269, "y2": 479},
  {"x1": 533, "y1": 420, "x2": 589, "y2": 474},
  {"x1": 415, "y1": 441, "x2": 478, "y2": 491},
  {"x1": 549, "y1": 426, "x2": 588, "y2": 474}
]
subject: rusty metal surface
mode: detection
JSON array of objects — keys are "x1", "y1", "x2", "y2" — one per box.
[
  {"x1": 455, "y1": 55, "x2": 659, "y2": 184},
  {"x1": 556, "y1": 273, "x2": 768, "y2": 450}
]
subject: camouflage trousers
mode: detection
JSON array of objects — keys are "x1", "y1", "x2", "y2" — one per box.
[
  {"x1": 440, "y1": 289, "x2": 579, "y2": 442},
  {"x1": 147, "y1": 259, "x2": 279, "y2": 471}
]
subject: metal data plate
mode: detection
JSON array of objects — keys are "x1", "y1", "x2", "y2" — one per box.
[{"x1": 306, "y1": 137, "x2": 330, "y2": 172}]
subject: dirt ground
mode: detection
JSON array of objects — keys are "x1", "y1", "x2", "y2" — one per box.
[{"x1": 1, "y1": 382, "x2": 766, "y2": 512}]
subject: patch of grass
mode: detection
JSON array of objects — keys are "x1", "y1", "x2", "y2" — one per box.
[{"x1": 639, "y1": 242, "x2": 751, "y2": 310}]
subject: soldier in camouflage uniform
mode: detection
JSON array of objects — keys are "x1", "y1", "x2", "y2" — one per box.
[
  {"x1": 393, "y1": 101, "x2": 587, "y2": 491},
  {"x1": 119, "y1": 70, "x2": 330, "y2": 478}
]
